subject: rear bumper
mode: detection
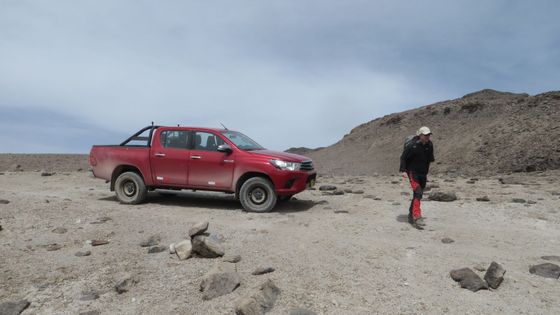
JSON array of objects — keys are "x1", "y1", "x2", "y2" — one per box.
[{"x1": 272, "y1": 170, "x2": 317, "y2": 196}]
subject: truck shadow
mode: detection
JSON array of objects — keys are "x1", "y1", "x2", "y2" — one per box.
[{"x1": 98, "y1": 191, "x2": 317, "y2": 213}]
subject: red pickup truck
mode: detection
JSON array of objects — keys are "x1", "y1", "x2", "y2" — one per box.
[{"x1": 89, "y1": 125, "x2": 316, "y2": 212}]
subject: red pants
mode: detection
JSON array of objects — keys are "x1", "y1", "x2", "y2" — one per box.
[{"x1": 408, "y1": 172, "x2": 426, "y2": 222}]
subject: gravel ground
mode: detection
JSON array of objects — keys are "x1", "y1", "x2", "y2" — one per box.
[{"x1": 1, "y1": 170, "x2": 560, "y2": 314}]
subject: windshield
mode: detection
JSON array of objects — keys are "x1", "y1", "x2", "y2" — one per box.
[{"x1": 221, "y1": 131, "x2": 265, "y2": 151}]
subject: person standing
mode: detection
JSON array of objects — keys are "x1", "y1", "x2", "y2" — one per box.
[{"x1": 399, "y1": 126, "x2": 435, "y2": 230}]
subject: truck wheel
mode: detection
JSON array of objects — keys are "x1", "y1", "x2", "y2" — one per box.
[
  {"x1": 239, "y1": 177, "x2": 277, "y2": 212},
  {"x1": 115, "y1": 172, "x2": 147, "y2": 204}
]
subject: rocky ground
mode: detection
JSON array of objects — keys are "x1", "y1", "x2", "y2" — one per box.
[{"x1": 1, "y1": 167, "x2": 560, "y2": 314}]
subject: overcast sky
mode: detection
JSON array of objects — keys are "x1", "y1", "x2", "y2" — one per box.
[{"x1": 1, "y1": 0, "x2": 558, "y2": 153}]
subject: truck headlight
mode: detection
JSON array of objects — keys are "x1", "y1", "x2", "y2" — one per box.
[{"x1": 270, "y1": 159, "x2": 301, "y2": 171}]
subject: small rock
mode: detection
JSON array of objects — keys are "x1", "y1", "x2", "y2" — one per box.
[
  {"x1": 527, "y1": 200, "x2": 537, "y2": 204},
  {"x1": 0, "y1": 199, "x2": 9, "y2": 204},
  {"x1": 115, "y1": 276, "x2": 137, "y2": 294},
  {"x1": 192, "y1": 235, "x2": 225, "y2": 258},
  {"x1": 332, "y1": 190, "x2": 344, "y2": 195},
  {"x1": 75, "y1": 251, "x2": 91, "y2": 257},
  {"x1": 148, "y1": 245, "x2": 167, "y2": 254},
  {"x1": 40, "y1": 170, "x2": 55, "y2": 176},
  {"x1": 90, "y1": 216, "x2": 112, "y2": 224},
  {"x1": 188, "y1": 221, "x2": 209, "y2": 237},
  {"x1": 318, "y1": 185, "x2": 337, "y2": 191},
  {"x1": 400, "y1": 192, "x2": 410, "y2": 196},
  {"x1": 52, "y1": 227, "x2": 67, "y2": 234},
  {"x1": 529, "y1": 263, "x2": 560, "y2": 279},
  {"x1": 46, "y1": 243, "x2": 62, "y2": 251},
  {"x1": 252, "y1": 267, "x2": 275, "y2": 275},
  {"x1": 484, "y1": 261, "x2": 506, "y2": 289},
  {"x1": 352, "y1": 190, "x2": 364, "y2": 194},
  {"x1": 80, "y1": 291, "x2": 100, "y2": 301},
  {"x1": 235, "y1": 279, "x2": 280, "y2": 315},
  {"x1": 223, "y1": 254, "x2": 242, "y2": 263},
  {"x1": 140, "y1": 235, "x2": 161, "y2": 247},
  {"x1": 169, "y1": 243, "x2": 176, "y2": 254},
  {"x1": 0, "y1": 300, "x2": 30, "y2": 315},
  {"x1": 91, "y1": 240, "x2": 109, "y2": 246},
  {"x1": 333, "y1": 210, "x2": 349, "y2": 214},
  {"x1": 511, "y1": 198, "x2": 526, "y2": 203},
  {"x1": 541, "y1": 255, "x2": 560, "y2": 262},
  {"x1": 290, "y1": 308, "x2": 317, "y2": 315},
  {"x1": 476, "y1": 196, "x2": 490, "y2": 202},
  {"x1": 175, "y1": 239, "x2": 193, "y2": 260},
  {"x1": 428, "y1": 192, "x2": 458, "y2": 202},
  {"x1": 343, "y1": 188, "x2": 353, "y2": 193},
  {"x1": 374, "y1": 197, "x2": 382, "y2": 200},
  {"x1": 390, "y1": 181, "x2": 400, "y2": 184},
  {"x1": 392, "y1": 202, "x2": 401, "y2": 206},
  {"x1": 441, "y1": 237, "x2": 455, "y2": 244},
  {"x1": 200, "y1": 262, "x2": 241, "y2": 300},
  {"x1": 450, "y1": 268, "x2": 488, "y2": 292},
  {"x1": 466, "y1": 180, "x2": 476, "y2": 184}
]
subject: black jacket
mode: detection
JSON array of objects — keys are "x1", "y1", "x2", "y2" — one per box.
[{"x1": 399, "y1": 138, "x2": 435, "y2": 175}]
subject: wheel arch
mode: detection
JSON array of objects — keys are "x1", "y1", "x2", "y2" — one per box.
[
  {"x1": 110, "y1": 165, "x2": 145, "y2": 191},
  {"x1": 235, "y1": 172, "x2": 274, "y2": 199}
]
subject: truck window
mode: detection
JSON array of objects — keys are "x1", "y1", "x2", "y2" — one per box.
[
  {"x1": 160, "y1": 130, "x2": 190, "y2": 149},
  {"x1": 194, "y1": 132, "x2": 225, "y2": 151}
]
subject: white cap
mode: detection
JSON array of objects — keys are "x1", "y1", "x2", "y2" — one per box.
[{"x1": 416, "y1": 126, "x2": 432, "y2": 136}]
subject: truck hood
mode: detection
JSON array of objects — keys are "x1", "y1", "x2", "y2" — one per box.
[{"x1": 249, "y1": 149, "x2": 311, "y2": 162}]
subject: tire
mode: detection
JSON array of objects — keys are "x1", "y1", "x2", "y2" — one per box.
[
  {"x1": 114, "y1": 172, "x2": 147, "y2": 204},
  {"x1": 239, "y1": 177, "x2": 277, "y2": 212}
]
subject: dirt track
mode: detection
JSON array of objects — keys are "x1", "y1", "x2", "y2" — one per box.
[{"x1": 1, "y1": 170, "x2": 560, "y2": 314}]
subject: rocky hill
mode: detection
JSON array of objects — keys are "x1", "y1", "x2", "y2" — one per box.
[{"x1": 288, "y1": 89, "x2": 560, "y2": 176}]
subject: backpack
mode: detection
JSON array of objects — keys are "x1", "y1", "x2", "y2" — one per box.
[{"x1": 403, "y1": 135, "x2": 418, "y2": 150}]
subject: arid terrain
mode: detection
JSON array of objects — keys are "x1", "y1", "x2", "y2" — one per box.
[{"x1": 2, "y1": 163, "x2": 560, "y2": 314}]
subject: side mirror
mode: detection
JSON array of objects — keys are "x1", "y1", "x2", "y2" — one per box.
[{"x1": 217, "y1": 144, "x2": 233, "y2": 154}]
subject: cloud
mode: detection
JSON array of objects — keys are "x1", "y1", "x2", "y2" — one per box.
[{"x1": 1, "y1": 1, "x2": 559, "y2": 152}]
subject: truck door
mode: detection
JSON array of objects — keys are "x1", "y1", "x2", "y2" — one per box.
[
  {"x1": 188, "y1": 131, "x2": 235, "y2": 189},
  {"x1": 150, "y1": 129, "x2": 190, "y2": 186}
]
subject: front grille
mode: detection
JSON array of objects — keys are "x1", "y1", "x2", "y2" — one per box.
[{"x1": 300, "y1": 160, "x2": 314, "y2": 171}]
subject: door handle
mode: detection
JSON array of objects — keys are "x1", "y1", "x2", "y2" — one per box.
[
  {"x1": 154, "y1": 153, "x2": 166, "y2": 157},
  {"x1": 190, "y1": 155, "x2": 202, "y2": 159}
]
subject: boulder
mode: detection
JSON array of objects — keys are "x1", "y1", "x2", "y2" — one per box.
[
  {"x1": 484, "y1": 262, "x2": 506, "y2": 289},
  {"x1": 529, "y1": 263, "x2": 560, "y2": 279},
  {"x1": 428, "y1": 192, "x2": 457, "y2": 202},
  {"x1": 235, "y1": 279, "x2": 281, "y2": 315},
  {"x1": 174, "y1": 239, "x2": 193, "y2": 260},
  {"x1": 200, "y1": 262, "x2": 241, "y2": 300},
  {"x1": 192, "y1": 235, "x2": 225, "y2": 258},
  {"x1": 188, "y1": 221, "x2": 209, "y2": 237},
  {"x1": 450, "y1": 268, "x2": 488, "y2": 292}
]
